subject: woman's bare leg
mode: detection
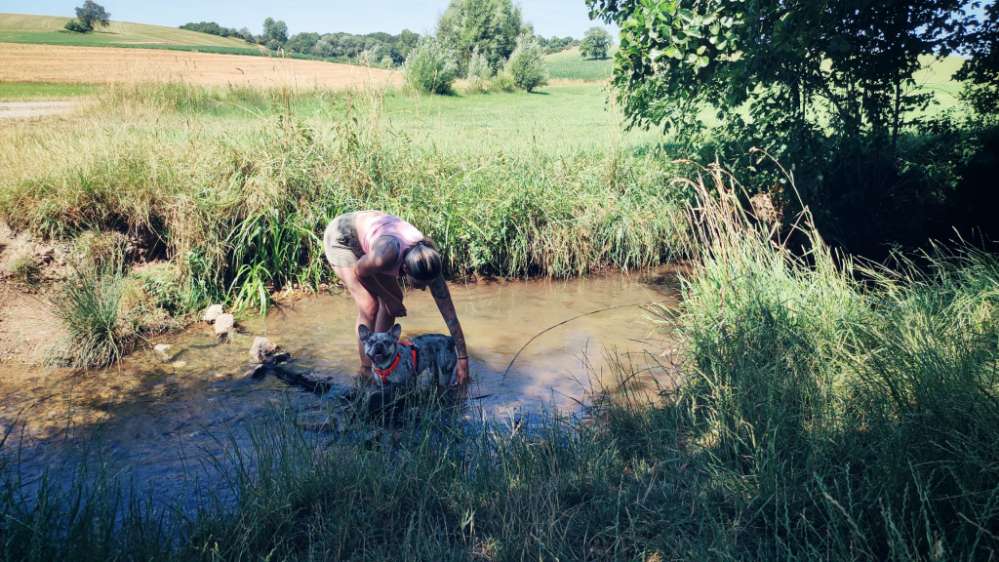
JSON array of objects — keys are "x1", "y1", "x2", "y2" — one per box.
[
  {"x1": 332, "y1": 265, "x2": 379, "y2": 367},
  {"x1": 372, "y1": 274, "x2": 404, "y2": 332}
]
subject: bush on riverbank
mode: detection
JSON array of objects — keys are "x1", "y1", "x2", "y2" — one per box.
[{"x1": 3, "y1": 168, "x2": 997, "y2": 559}]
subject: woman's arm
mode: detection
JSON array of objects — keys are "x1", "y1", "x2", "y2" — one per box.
[
  {"x1": 354, "y1": 238, "x2": 406, "y2": 316},
  {"x1": 429, "y1": 277, "x2": 469, "y2": 384}
]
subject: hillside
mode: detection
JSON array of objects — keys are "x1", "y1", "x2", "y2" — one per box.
[
  {"x1": 544, "y1": 47, "x2": 614, "y2": 81},
  {"x1": 0, "y1": 12, "x2": 261, "y2": 55}
]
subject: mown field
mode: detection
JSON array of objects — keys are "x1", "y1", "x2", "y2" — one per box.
[
  {"x1": 0, "y1": 12, "x2": 260, "y2": 54},
  {"x1": 543, "y1": 46, "x2": 615, "y2": 81}
]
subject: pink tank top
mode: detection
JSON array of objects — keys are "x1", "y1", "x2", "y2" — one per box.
[{"x1": 354, "y1": 211, "x2": 425, "y2": 275}]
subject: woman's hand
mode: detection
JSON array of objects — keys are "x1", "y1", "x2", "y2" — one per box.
[{"x1": 386, "y1": 299, "x2": 407, "y2": 318}]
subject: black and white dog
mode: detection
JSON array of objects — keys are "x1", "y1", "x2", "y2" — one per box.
[{"x1": 358, "y1": 324, "x2": 458, "y2": 389}]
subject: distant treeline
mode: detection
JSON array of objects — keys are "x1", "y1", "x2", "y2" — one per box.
[
  {"x1": 536, "y1": 35, "x2": 579, "y2": 54},
  {"x1": 180, "y1": 19, "x2": 577, "y2": 66},
  {"x1": 180, "y1": 21, "x2": 255, "y2": 42}
]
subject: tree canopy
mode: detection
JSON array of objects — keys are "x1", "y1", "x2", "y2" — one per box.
[
  {"x1": 437, "y1": 0, "x2": 525, "y2": 73},
  {"x1": 580, "y1": 27, "x2": 612, "y2": 59},
  {"x1": 64, "y1": 1, "x2": 110, "y2": 33},
  {"x1": 587, "y1": 0, "x2": 979, "y2": 151},
  {"x1": 263, "y1": 17, "x2": 289, "y2": 46}
]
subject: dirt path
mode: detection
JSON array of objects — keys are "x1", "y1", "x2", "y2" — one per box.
[{"x1": 0, "y1": 100, "x2": 80, "y2": 119}]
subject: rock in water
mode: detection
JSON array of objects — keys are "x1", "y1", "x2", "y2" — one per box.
[
  {"x1": 249, "y1": 336, "x2": 277, "y2": 363},
  {"x1": 153, "y1": 343, "x2": 173, "y2": 362},
  {"x1": 214, "y1": 313, "x2": 235, "y2": 339},
  {"x1": 202, "y1": 304, "x2": 224, "y2": 323}
]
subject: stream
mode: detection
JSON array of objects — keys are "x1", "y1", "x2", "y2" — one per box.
[{"x1": 0, "y1": 271, "x2": 681, "y2": 505}]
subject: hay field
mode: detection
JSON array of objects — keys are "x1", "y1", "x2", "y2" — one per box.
[{"x1": 0, "y1": 43, "x2": 402, "y2": 89}]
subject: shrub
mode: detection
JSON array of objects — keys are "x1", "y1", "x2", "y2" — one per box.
[
  {"x1": 488, "y1": 71, "x2": 517, "y2": 93},
  {"x1": 7, "y1": 253, "x2": 42, "y2": 286},
  {"x1": 73, "y1": 230, "x2": 129, "y2": 271},
  {"x1": 63, "y1": 18, "x2": 91, "y2": 33},
  {"x1": 463, "y1": 49, "x2": 494, "y2": 93},
  {"x1": 404, "y1": 38, "x2": 459, "y2": 95},
  {"x1": 129, "y1": 262, "x2": 187, "y2": 315},
  {"x1": 51, "y1": 259, "x2": 138, "y2": 369},
  {"x1": 505, "y1": 36, "x2": 548, "y2": 92}
]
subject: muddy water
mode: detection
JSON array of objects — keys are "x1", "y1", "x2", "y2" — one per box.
[{"x1": 0, "y1": 271, "x2": 680, "y2": 503}]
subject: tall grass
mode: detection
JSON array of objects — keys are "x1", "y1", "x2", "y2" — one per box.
[
  {"x1": 663, "y1": 166, "x2": 999, "y2": 560},
  {"x1": 3, "y1": 163, "x2": 996, "y2": 560},
  {"x1": 2, "y1": 82, "x2": 996, "y2": 558},
  {"x1": 50, "y1": 259, "x2": 137, "y2": 368},
  {"x1": 0, "y1": 83, "x2": 693, "y2": 315}
]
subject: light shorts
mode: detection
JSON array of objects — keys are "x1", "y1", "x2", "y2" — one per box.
[{"x1": 323, "y1": 212, "x2": 364, "y2": 267}]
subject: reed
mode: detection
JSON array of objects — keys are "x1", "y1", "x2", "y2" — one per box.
[{"x1": 0, "y1": 83, "x2": 694, "y2": 316}]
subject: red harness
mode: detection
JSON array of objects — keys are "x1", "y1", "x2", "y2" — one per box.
[{"x1": 374, "y1": 340, "x2": 417, "y2": 384}]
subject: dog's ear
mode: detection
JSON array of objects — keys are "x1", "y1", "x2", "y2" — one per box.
[
  {"x1": 358, "y1": 325, "x2": 371, "y2": 341},
  {"x1": 389, "y1": 323, "x2": 402, "y2": 341}
]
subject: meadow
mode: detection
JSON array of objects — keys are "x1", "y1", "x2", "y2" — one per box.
[
  {"x1": 543, "y1": 46, "x2": 615, "y2": 81},
  {"x1": 0, "y1": 13, "x2": 260, "y2": 54},
  {"x1": 0, "y1": 81, "x2": 97, "y2": 99}
]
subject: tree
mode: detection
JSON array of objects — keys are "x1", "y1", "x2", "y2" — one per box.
[
  {"x1": 579, "y1": 27, "x2": 611, "y2": 59},
  {"x1": 538, "y1": 35, "x2": 578, "y2": 54},
  {"x1": 397, "y1": 29, "x2": 421, "y2": 58},
  {"x1": 262, "y1": 17, "x2": 288, "y2": 46},
  {"x1": 405, "y1": 38, "x2": 459, "y2": 95},
  {"x1": 286, "y1": 32, "x2": 320, "y2": 54},
  {"x1": 180, "y1": 21, "x2": 242, "y2": 38},
  {"x1": 586, "y1": 0, "x2": 976, "y2": 153},
  {"x1": 957, "y1": 1, "x2": 999, "y2": 114},
  {"x1": 506, "y1": 35, "x2": 548, "y2": 92},
  {"x1": 64, "y1": 0, "x2": 110, "y2": 33},
  {"x1": 436, "y1": 0, "x2": 524, "y2": 74}
]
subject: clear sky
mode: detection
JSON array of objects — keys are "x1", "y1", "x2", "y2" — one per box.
[{"x1": 0, "y1": 0, "x2": 605, "y2": 38}]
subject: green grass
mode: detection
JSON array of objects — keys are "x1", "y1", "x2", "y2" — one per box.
[
  {"x1": 914, "y1": 54, "x2": 968, "y2": 113},
  {"x1": 375, "y1": 83, "x2": 659, "y2": 153},
  {"x1": 0, "y1": 83, "x2": 693, "y2": 315},
  {"x1": 0, "y1": 12, "x2": 260, "y2": 53},
  {"x1": 544, "y1": 47, "x2": 614, "y2": 81},
  {"x1": 0, "y1": 81, "x2": 99, "y2": 100},
  {"x1": 2, "y1": 172, "x2": 996, "y2": 560},
  {"x1": 80, "y1": 83, "x2": 656, "y2": 154}
]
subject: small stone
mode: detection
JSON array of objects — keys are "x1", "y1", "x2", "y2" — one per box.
[
  {"x1": 171, "y1": 360, "x2": 188, "y2": 369},
  {"x1": 202, "y1": 304, "x2": 224, "y2": 323},
  {"x1": 249, "y1": 336, "x2": 277, "y2": 363},
  {"x1": 153, "y1": 343, "x2": 173, "y2": 362},
  {"x1": 213, "y1": 313, "x2": 235, "y2": 338}
]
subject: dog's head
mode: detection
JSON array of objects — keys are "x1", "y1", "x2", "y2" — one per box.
[{"x1": 358, "y1": 323, "x2": 402, "y2": 367}]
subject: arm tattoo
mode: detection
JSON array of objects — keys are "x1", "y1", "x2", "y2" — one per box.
[{"x1": 430, "y1": 278, "x2": 466, "y2": 355}]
